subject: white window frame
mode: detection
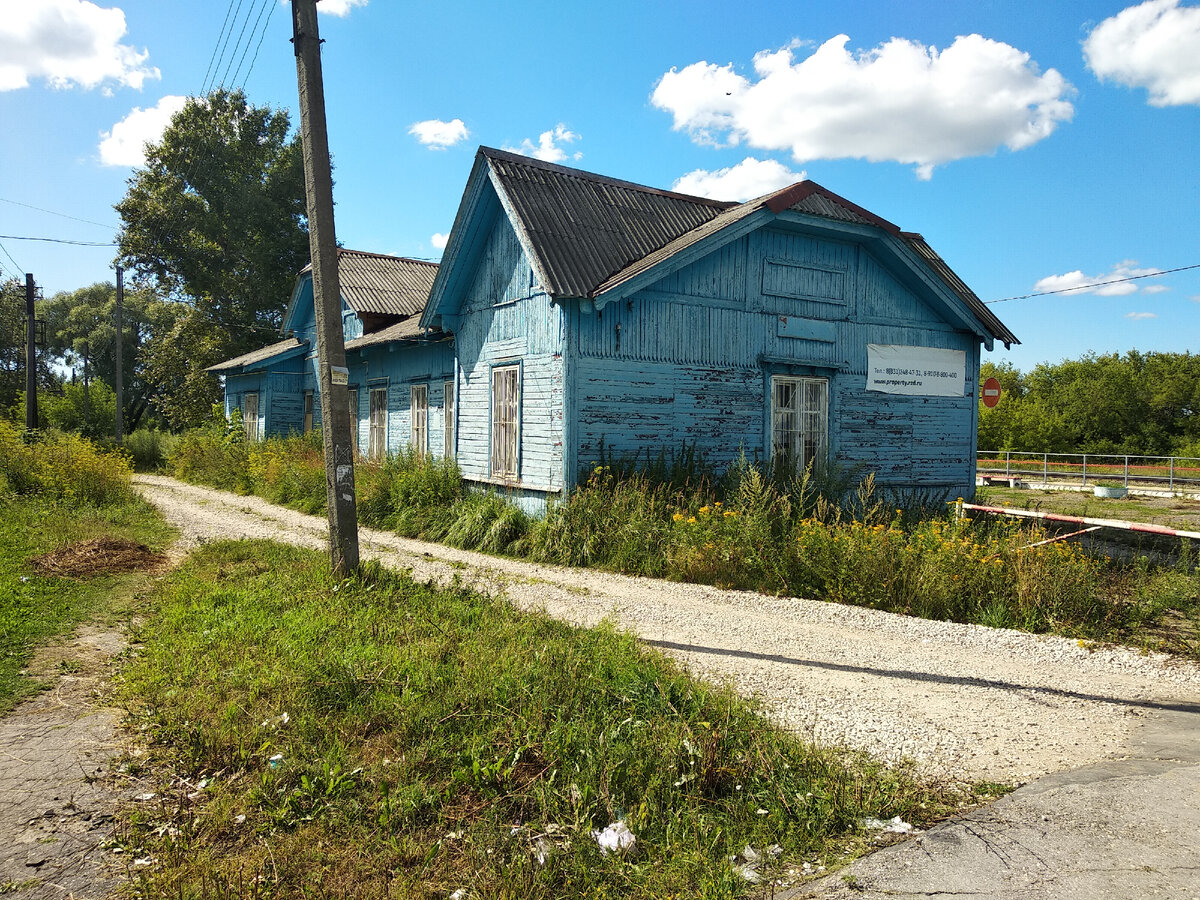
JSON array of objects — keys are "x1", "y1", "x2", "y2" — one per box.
[
  {"x1": 368, "y1": 386, "x2": 388, "y2": 460},
  {"x1": 490, "y1": 364, "x2": 521, "y2": 479},
  {"x1": 770, "y1": 375, "x2": 828, "y2": 471},
  {"x1": 347, "y1": 388, "x2": 359, "y2": 456},
  {"x1": 443, "y1": 379, "x2": 455, "y2": 459},
  {"x1": 242, "y1": 392, "x2": 260, "y2": 442},
  {"x1": 303, "y1": 390, "x2": 314, "y2": 434},
  {"x1": 410, "y1": 384, "x2": 428, "y2": 455}
]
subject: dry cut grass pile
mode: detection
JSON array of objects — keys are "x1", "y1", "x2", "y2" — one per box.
[{"x1": 32, "y1": 537, "x2": 167, "y2": 578}]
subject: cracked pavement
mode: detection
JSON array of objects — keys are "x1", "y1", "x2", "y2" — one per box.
[{"x1": 792, "y1": 704, "x2": 1200, "y2": 899}]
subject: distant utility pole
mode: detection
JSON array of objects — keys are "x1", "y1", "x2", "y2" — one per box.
[
  {"x1": 25, "y1": 273, "x2": 36, "y2": 432},
  {"x1": 291, "y1": 0, "x2": 359, "y2": 576},
  {"x1": 114, "y1": 266, "x2": 123, "y2": 443}
]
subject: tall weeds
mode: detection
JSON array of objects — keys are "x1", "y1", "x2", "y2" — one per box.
[{"x1": 168, "y1": 431, "x2": 1194, "y2": 646}]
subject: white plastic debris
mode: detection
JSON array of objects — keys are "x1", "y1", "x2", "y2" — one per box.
[
  {"x1": 134, "y1": 792, "x2": 157, "y2": 802},
  {"x1": 449, "y1": 890, "x2": 468, "y2": 900},
  {"x1": 234, "y1": 814, "x2": 246, "y2": 824},
  {"x1": 267, "y1": 753, "x2": 284, "y2": 768},
  {"x1": 859, "y1": 815, "x2": 916, "y2": 834},
  {"x1": 19, "y1": 576, "x2": 29, "y2": 583},
  {"x1": 260, "y1": 712, "x2": 290, "y2": 729},
  {"x1": 591, "y1": 820, "x2": 636, "y2": 855}
]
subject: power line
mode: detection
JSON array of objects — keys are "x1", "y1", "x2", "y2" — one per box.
[
  {"x1": 985, "y1": 263, "x2": 1200, "y2": 304},
  {"x1": 0, "y1": 198, "x2": 117, "y2": 231},
  {"x1": 218, "y1": 0, "x2": 256, "y2": 89},
  {"x1": 229, "y1": 0, "x2": 273, "y2": 89},
  {"x1": 205, "y1": 0, "x2": 246, "y2": 95},
  {"x1": 0, "y1": 239, "x2": 23, "y2": 274},
  {"x1": 240, "y1": 0, "x2": 280, "y2": 89},
  {"x1": 0, "y1": 235, "x2": 117, "y2": 247},
  {"x1": 201, "y1": 0, "x2": 239, "y2": 95}
]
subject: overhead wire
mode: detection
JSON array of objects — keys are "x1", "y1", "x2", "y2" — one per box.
[
  {"x1": 0, "y1": 239, "x2": 23, "y2": 276},
  {"x1": 985, "y1": 263, "x2": 1200, "y2": 304},
  {"x1": 201, "y1": 0, "x2": 238, "y2": 95},
  {"x1": 217, "y1": 0, "x2": 257, "y2": 90},
  {"x1": 228, "y1": 0, "x2": 274, "y2": 89},
  {"x1": 240, "y1": 0, "x2": 280, "y2": 90},
  {"x1": 0, "y1": 198, "x2": 117, "y2": 231},
  {"x1": 204, "y1": 0, "x2": 246, "y2": 95},
  {"x1": 0, "y1": 235, "x2": 117, "y2": 247}
]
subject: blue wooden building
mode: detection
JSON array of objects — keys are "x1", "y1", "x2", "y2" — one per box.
[{"x1": 212, "y1": 147, "x2": 1017, "y2": 509}]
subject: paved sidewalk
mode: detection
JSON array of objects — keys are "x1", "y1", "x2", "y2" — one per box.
[{"x1": 793, "y1": 703, "x2": 1200, "y2": 899}]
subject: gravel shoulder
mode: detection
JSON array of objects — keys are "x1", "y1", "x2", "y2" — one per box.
[{"x1": 136, "y1": 474, "x2": 1200, "y2": 786}]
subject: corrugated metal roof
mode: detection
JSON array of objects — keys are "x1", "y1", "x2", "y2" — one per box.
[
  {"x1": 483, "y1": 147, "x2": 732, "y2": 299},
  {"x1": 302, "y1": 250, "x2": 439, "y2": 317},
  {"x1": 345, "y1": 318, "x2": 445, "y2": 351},
  {"x1": 902, "y1": 234, "x2": 1020, "y2": 347},
  {"x1": 206, "y1": 337, "x2": 307, "y2": 373}
]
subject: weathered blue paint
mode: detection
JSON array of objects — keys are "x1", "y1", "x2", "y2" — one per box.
[
  {"x1": 565, "y1": 223, "x2": 981, "y2": 499},
  {"x1": 217, "y1": 159, "x2": 1010, "y2": 512}
]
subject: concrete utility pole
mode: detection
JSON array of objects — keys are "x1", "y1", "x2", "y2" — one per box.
[
  {"x1": 114, "y1": 266, "x2": 123, "y2": 443},
  {"x1": 291, "y1": 0, "x2": 359, "y2": 575},
  {"x1": 25, "y1": 273, "x2": 36, "y2": 432}
]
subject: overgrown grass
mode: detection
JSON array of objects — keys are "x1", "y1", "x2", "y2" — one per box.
[
  {"x1": 119, "y1": 539, "x2": 971, "y2": 898},
  {"x1": 0, "y1": 421, "x2": 172, "y2": 709},
  {"x1": 168, "y1": 430, "x2": 1200, "y2": 655}
]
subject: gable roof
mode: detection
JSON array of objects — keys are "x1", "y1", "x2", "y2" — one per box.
[
  {"x1": 285, "y1": 250, "x2": 439, "y2": 334},
  {"x1": 206, "y1": 337, "x2": 307, "y2": 374},
  {"x1": 427, "y1": 148, "x2": 1017, "y2": 347},
  {"x1": 485, "y1": 147, "x2": 733, "y2": 299}
]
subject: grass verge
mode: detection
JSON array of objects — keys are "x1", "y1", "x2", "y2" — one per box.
[
  {"x1": 170, "y1": 428, "x2": 1200, "y2": 658},
  {"x1": 118, "y1": 539, "x2": 983, "y2": 898},
  {"x1": 0, "y1": 496, "x2": 172, "y2": 712}
]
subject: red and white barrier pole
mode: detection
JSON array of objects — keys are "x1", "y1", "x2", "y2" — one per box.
[{"x1": 960, "y1": 503, "x2": 1200, "y2": 541}]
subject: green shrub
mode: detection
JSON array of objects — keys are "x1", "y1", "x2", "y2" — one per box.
[
  {"x1": 124, "y1": 428, "x2": 180, "y2": 472},
  {"x1": 0, "y1": 420, "x2": 134, "y2": 506}
]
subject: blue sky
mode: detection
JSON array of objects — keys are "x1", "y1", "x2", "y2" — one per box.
[{"x1": 1, "y1": 0, "x2": 1197, "y2": 373}]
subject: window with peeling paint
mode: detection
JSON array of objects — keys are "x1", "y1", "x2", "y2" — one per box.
[
  {"x1": 491, "y1": 365, "x2": 520, "y2": 479},
  {"x1": 444, "y1": 379, "x2": 455, "y2": 458},
  {"x1": 243, "y1": 392, "x2": 260, "y2": 442},
  {"x1": 348, "y1": 388, "x2": 359, "y2": 456},
  {"x1": 771, "y1": 376, "x2": 828, "y2": 471},
  {"x1": 411, "y1": 384, "x2": 428, "y2": 456},
  {"x1": 369, "y1": 387, "x2": 388, "y2": 460}
]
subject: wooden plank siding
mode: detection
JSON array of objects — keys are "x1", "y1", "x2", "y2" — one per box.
[
  {"x1": 567, "y1": 223, "x2": 981, "y2": 499},
  {"x1": 453, "y1": 214, "x2": 565, "y2": 495}
]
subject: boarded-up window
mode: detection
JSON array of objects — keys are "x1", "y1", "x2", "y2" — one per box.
[
  {"x1": 303, "y1": 391, "x2": 314, "y2": 434},
  {"x1": 369, "y1": 387, "x2": 388, "y2": 460},
  {"x1": 348, "y1": 388, "x2": 359, "y2": 455},
  {"x1": 771, "y1": 376, "x2": 828, "y2": 471},
  {"x1": 490, "y1": 365, "x2": 520, "y2": 479},
  {"x1": 243, "y1": 393, "x2": 259, "y2": 442},
  {"x1": 443, "y1": 379, "x2": 455, "y2": 459},
  {"x1": 410, "y1": 385, "x2": 428, "y2": 455}
]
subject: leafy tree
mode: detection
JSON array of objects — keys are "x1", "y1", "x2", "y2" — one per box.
[
  {"x1": 37, "y1": 281, "x2": 154, "y2": 425},
  {"x1": 115, "y1": 89, "x2": 310, "y2": 427},
  {"x1": 0, "y1": 278, "x2": 24, "y2": 411},
  {"x1": 978, "y1": 351, "x2": 1200, "y2": 456}
]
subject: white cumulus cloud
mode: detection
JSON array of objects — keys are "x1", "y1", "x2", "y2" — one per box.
[
  {"x1": 504, "y1": 124, "x2": 581, "y2": 163},
  {"x1": 1125, "y1": 311, "x2": 1158, "y2": 319},
  {"x1": 409, "y1": 118, "x2": 469, "y2": 149},
  {"x1": 1033, "y1": 261, "x2": 1164, "y2": 297},
  {"x1": 316, "y1": 0, "x2": 368, "y2": 17},
  {"x1": 99, "y1": 94, "x2": 186, "y2": 166},
  {"x1": 651, "y1": 34, "x2": 1074, "y2": 179},
  {"x1": 1084, "y1": 0, "x2": 1200, "y2": 106},
  {"x1": 671, "y1": 157, "x2": 805, "y2": 201},
  {"x1": 0, "y1": 0, "x2": 159, "y2": 92},
  {"x1": 430, "y1": 232, "x2": 449, "y2": 250},
  {"x1": 1141, "y1": 284, "x2": 1170, "y2": 294}
]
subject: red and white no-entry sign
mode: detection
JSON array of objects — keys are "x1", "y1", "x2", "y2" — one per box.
[{"x1": 981, "y1": 376, "x2": 1002, "y2": 408}]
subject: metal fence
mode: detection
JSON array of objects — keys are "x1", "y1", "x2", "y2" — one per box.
[{"x1": 977, "y1": 451, "x2": 1200, "y2": 493}]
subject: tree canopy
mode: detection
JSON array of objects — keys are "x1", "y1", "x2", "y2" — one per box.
[
  {"x1": 115, "y1": 89, "x2": 310, "y2": 427},
  {"x1": 979, "y1": 351, "x2": 1200, "y2": 458}
]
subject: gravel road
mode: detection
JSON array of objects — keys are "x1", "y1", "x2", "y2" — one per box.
[{"x1": 136, "y1": 474, "x2": 1200, "y2": 786}]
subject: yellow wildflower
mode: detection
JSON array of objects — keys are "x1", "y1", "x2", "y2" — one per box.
[{"x1": 672, "y1": 512, "x2": 685, "y2": 523}]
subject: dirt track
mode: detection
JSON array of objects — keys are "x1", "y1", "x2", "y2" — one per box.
[{"x1": 136, "y1": 474, "x2": 1200, "y2": 785}]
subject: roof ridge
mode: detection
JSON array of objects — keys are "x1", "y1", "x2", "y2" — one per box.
[
  {"x1": 336, "y1": 248, "x2": 440, "y2": 266},
  {"x1": 479, "y1": 146, "x2": 736, "y2": 210}
]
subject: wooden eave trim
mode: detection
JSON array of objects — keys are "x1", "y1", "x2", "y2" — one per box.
[
  {"x1": 591, "y1": 208, "x2": 774, "y2": 308},
  {"x1": 420, "y1": 155, "x2": 494, "y2": 330},
  {"x1": 486, "y1": 161, "x2": 555, "y2": 297}
]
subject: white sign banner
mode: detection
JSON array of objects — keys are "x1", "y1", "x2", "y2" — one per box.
[{"x1": 866, "y1": 344, "x2": 966, "y2": 397}]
